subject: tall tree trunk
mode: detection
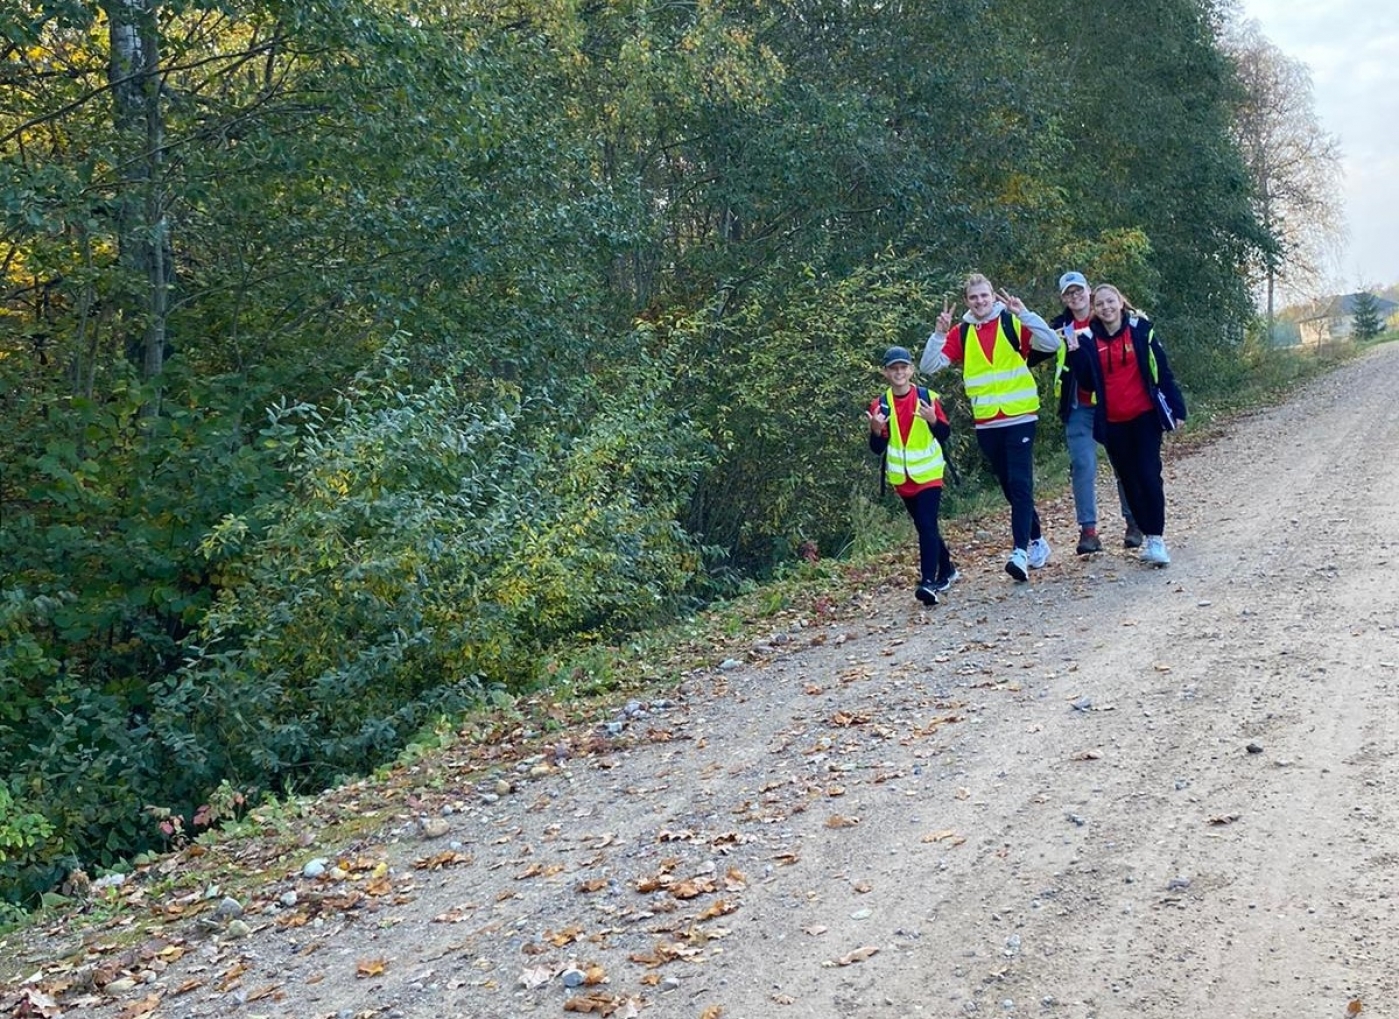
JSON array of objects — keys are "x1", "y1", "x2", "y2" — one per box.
[{"x1": 108, "y1": 0, "x2": 170, "y2": 404}]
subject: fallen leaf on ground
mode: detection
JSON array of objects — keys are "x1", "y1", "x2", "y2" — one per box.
[
  {"x1": 922, "y1": 829, "x2": 966, "y2": 845},
  {"x1": 1347, "y1": 1000, "x2": 1362, "y2": 1016},
  {"x1": 246, "y1": 984, "x2": 282, "y2": 1002},
  {"x1": 432, "y1": 905, "x2": 477, "y2": 923},
  {"x1": 545, "y1": 925, "x2": 584, "y2": 947},
  {"x1": 823, "y1": 945, "x2": 880, "y2": 967},
  {"x1": 116, "y1": 994, "x2": 161, "y2": 1019},
  {"x1": 670, "y1": 877, "x2": 716, "y2": 899},
  {"x1": 1207, "y1": 813, "x2": 1241, "y2": 826},
  {"x1": 414, "y1": 850, "x2": 472, "y2": 870},
  {"x1": 629, "y1": 940, "x2": 701, "y2": 967},
  {"x1": 355, "y1": 957, "x2": 388, "y2": 978},
  {"x1": 14, "y1": 990, "x2": 62, "y2": 1018},
  {"x1": 699, "y1": 899, "x2": 738, "y2": 919},
  {"x1": 563, "y1": 993, "x2": 640, "y2": 1015},
  {"x1": 825, "y1": 815, "x2": 860, "y2": 828}
]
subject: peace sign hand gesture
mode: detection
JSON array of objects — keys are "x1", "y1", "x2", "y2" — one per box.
[
  {"x1": 997, "y1": 289, "x2": 1025, "y2": 315},
  {"x1": 935, "y1": 297, "x2": 954, "y2": 334}
]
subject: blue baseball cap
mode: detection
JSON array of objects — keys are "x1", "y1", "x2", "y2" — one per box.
[
  {"x1": 882, "y1": 346, "x2": 913, "y2": 367},
  {"x1": 1058, "y1": 271, "x2": 1089, "y2": 293}
]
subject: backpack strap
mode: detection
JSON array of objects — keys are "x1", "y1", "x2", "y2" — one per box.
[
  {"x1": 961, "y1": 312, "x2": 1020, "y2": 353},
  {"x1": 999, "y1": 309, "x2": 1018, "y2": 351},
  {"x1": 876, "y1": 387, "x2": 933, "y2": 498}
]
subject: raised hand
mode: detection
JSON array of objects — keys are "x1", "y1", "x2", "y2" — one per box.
[
  {"x1": 935, "y1": 297, "x2": 954, "y2": 334},
  {"x1": 997, "y1": 288, "x2": 1025, "y2": 314}
]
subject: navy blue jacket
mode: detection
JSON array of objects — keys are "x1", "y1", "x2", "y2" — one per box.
[{"x1": 1066, "y1": 315, "x2": 1187, "y2": 443}]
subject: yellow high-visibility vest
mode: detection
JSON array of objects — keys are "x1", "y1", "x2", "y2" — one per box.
[
  {"x1": 884, "y1": 387, "x2": 946, "y2": 485},
  {"x1": 961, "y1": 314, "x2": 1039, "y2": 423}
]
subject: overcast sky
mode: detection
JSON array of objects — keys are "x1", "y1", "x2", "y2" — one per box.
[{"x1": 1236, "y1": 0, "x2": 1399, "y2": 292}]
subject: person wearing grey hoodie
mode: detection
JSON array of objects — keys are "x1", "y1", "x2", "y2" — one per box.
[{"x1": 920, "y1": 273, "x2": 1061, "y2": 582}]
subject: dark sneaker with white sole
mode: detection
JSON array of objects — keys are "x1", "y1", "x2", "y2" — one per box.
[
  {"x1": 915, "y1": 582, "x2": 940, "y2": 606},
  {"x1": 1076, "y1": 528, "x2": 1102, "y2": 555},
  {"x1": 1123, "y1": 523, "x2": 1144, "y2": 549}
]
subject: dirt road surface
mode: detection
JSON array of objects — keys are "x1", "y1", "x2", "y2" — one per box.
[{"x1": 5, "y1": 343, "x2": 1398, "y2": 1019}]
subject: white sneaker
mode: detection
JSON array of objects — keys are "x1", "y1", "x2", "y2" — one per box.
[
  {"x1": 1027, "y1": 536, "x2": 1051, "y2": 569},
  {"x1": 1141, "y1": 535, "x2": 1171, "y2": 566},
  {"x1": 1005, "y1": 548, "x2": 1029, "y2": 582}
]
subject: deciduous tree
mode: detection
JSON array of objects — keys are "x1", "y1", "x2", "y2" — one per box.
[{"x1": 1224, "y1": 20, "x2": 1345, "y2": 331}]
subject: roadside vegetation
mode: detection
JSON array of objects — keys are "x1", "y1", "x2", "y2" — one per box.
[{"x1": 0, "y1": 0, "x2": 1369, "y2": 915}]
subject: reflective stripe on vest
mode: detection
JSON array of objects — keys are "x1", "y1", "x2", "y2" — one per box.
[
  {"x1": 1132, "y1": 316, "x2": 1162, "y2": 383},
  {"x1": 1055, "y1": 331, "x2": 1097, "y2": 407},
  {"x1": 884, "y1": 387, "x2": 945, "y2": 485},
  {"x1": 961, "y1": 315, "x2": 1039, "y2": 422}
]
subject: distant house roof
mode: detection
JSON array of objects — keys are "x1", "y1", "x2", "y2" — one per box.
[{"x1": 1301, "y1": 292, "x2": 1399, "y2": 322}]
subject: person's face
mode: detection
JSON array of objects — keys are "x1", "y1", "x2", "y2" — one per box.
[
  {"x1": 1062, "y1": 284, "x2": 1090, "y2": 317},
  {"x1": 883, "y1": 361, "x2": 914, "y2": 390},
  {"x1": 1092, "y1": 288, "x2": 1123, "y2": 325},
  {"x1": 965, "y1": 282, "x2": 996, "y2": 318}
]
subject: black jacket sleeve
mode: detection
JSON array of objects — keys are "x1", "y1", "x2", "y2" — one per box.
[{"x1": 1150, "y1": 335, "x2": 1187, "y2": 422}]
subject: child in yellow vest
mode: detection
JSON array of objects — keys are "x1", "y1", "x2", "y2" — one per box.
[{"x1": 866, "y1": 347, "x2": 959, "y2": 605}]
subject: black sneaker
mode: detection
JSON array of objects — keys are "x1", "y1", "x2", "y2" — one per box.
[
  {"x1": 1123, "y1": 523, "x2": 1144, "y2": 549},
  {"x1": 915, "y1": 582, "x2": 940, "y2": 606},
  {"x1": 1076, "y1": 528, "x2": 1102, "y2": 555},
  {"x1": 931, "y1": 568, "x2": 960, "y2": 593}
]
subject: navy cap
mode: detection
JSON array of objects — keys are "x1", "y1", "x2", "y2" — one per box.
[{"x1": 882, "y1": 346, "x2": 913, "y2": 367}]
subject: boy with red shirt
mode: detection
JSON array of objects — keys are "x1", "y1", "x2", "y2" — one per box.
[{"x1": 867, "y1": 346, "x2": 958, "y2": 605}]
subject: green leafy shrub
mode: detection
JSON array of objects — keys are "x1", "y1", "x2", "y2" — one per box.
[{"x1": 162, "y1": 338, "x2": 707, "y2": 795}]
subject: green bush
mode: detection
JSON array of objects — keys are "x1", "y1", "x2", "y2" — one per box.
[{"x1": 161, "y1": 338, "x2": 708, "y2": 796}]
